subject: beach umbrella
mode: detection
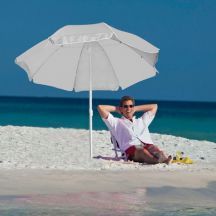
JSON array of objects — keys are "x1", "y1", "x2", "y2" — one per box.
[{"x1": 15, "y1": 22, "x2": 159, "y2": 158}]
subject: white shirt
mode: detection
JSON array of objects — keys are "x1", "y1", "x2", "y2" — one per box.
[{"x1": 103, "y1": 111, "x2": 155, "y2": 152}]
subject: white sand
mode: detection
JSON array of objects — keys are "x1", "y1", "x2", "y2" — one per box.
[
  {"x1": 0, "y1": 125, "x2": 216, "y2": 171},
  {"x1": 0, "y1": 126, "x2": 216, "y2": 209}
]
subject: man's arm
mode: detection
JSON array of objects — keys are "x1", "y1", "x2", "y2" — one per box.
[
  {"x1": 97, "y1": 105, "x2": 120, "y2": 119},
  {"x1": 134, "y1": 104, "x2": 158, "y2": 115}
]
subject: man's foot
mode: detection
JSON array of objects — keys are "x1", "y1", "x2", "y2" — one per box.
[
  {"x1": 157, "y1": 151, "x2": 168, "y2": 163},
  {"x1": 164, "y1": 155, "x2": 172, "y2": 165}
]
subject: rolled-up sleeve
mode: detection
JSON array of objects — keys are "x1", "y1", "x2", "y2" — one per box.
[
  {"x1": 102, "y1": 113, "x2": 118, "y2": 131},
  {"x1": 141, "y1": 111, "x2": 155, "y2": 127}
]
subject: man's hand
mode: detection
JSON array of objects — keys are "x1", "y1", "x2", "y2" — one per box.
[{"x1": 116, "y1": 106, "x2": 121, "y2": 115}]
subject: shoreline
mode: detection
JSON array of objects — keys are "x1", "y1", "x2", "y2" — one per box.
[{"x1": 1, "y1": 169, "x2": 216, "y2": 194}]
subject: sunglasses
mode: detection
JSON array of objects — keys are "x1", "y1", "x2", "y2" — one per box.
[{"x1": 121, "y1": 105, "x2": 134, "y2": 108}]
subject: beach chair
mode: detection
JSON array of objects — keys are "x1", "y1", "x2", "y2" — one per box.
[{"x1": 110, "y1": 132, "x2": 127, "y2": 160}]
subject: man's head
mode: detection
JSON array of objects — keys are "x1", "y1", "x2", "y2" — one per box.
[{"x1": 119, "y1": 96, "x2": 135, "y2": 120}]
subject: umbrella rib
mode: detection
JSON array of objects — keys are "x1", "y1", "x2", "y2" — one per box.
[
  {"x1": 103, "y1": 22, "x2": 119, "y2": 39},
  {"x1": 73, "y1": 43, "x2": 85, "y2": 90},
  {"x1": 30, "y1": 45, "x2": 62, "y2": 80},
  {"x1": 104, "y1": 23, "x2": 158, "y2": 71},
  {"x1": 97, "y1": 41, "x2": 120, "y2": 89},
  {"x1": 103, "y1": 22, "x2": 151, "y2": 56},
  {"x1": 120, "y1": 42, "x2": 159, "y2": 68},
  {"x1": 103, "y1": 23, "x2": 159, "y2": 55}
]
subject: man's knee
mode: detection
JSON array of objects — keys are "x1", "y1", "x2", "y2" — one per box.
[{"x1": 133, "y1": 148, "x2": 147, "y2": 163}]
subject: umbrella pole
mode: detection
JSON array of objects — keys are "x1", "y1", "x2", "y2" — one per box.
[{"x1": 89, "y1": 46, "x2": 93, "y2": 158}]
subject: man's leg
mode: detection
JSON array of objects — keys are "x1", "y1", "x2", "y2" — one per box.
[
  {"x1": 132, "y1": 146, "x2": 159, "y2": 164},
  {"x1": 144, "y1": 144, "x2": 172, "y2": 164}
]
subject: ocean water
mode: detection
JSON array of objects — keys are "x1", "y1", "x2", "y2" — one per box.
[{"x1": 0, "y1": 96, "x2": 215, "y2": 142}]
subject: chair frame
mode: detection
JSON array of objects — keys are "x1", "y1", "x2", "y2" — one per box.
[{"x1": 110, "y1": 133, "x2": 127, "y2": 160}]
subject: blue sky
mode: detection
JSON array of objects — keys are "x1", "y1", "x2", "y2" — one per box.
[{"x1": 0, "y1": 0, "x2": 215, "y2": 102}]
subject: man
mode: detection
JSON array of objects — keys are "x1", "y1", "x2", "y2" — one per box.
[{"x1": 97, "y1": 96, "x2": 172, "y2": 164}]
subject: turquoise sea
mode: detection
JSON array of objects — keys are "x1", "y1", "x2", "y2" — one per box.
[{"x1": 0, "y1": 96, "x2": 215, "y2": 142}]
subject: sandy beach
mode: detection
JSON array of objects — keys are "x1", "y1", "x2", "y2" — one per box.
[
  {"x1": 0, "y1": 126, "x2": 216, "y2": 171},
  {"x1": 0, "y1": 126, "x2": 216, "y2": 214}
]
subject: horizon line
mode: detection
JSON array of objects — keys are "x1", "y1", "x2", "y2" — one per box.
[{"x1": 0, "y1": 95, "x2": 216, "y2": 104}]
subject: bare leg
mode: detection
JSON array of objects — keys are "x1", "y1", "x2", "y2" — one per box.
[
  {"x1": 130, "y1": 146, "x2": 172, "y2": 165},
  {"x1": 144, "y1": 144, "x2": 172, "y2": 164},
  {"x1": 157, "y1": 151, "x2": 172, "y2": 164},
  {"x1": 132, "y1": 148, "x2": 159, "y2": 164}
]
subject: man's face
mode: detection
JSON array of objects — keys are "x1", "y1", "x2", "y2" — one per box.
[{"x1": 120, "y1": 100, "x2": 135, "y2": 120}]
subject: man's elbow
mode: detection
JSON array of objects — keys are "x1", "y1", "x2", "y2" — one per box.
[
  {"x1": 97, "y1": 105, "x2": 103, "y2": 112},
  {"x1": 152, "y1": 104, "x2": 158, "y2": 113},
  {"x1": 97, "y1": 105, "x2": 109, "y2": 119},
  {"x1": 97, "y1": 105, "x2": 105, "y2": 114}
]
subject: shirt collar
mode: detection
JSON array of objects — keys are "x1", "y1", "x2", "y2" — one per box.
[{"x1": 121, "y1": 115, "x2": 136, "y2": 122}]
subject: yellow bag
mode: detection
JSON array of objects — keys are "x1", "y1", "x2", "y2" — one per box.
[{"x1": 172, "y1": 151, "x2": 193, "y2": 164}]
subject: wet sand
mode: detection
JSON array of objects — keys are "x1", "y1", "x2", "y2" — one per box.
[
  {"x1": 0, "y1": 169, "x2": 215, "y2": 215},
  {"x1": 0, "y1": 169, "x2": 215, "y2": 202}
]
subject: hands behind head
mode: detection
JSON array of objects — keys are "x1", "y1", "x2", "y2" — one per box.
[
  {"x1": 116, "y1": 106, "x2": 136, "y2": 115},
  {"x1": 116, "y1": 106, "x2": 122, "y2": 114}
]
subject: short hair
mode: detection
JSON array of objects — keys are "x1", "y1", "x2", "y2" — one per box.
[{"x1": 119, "y1": 96, "x2": 135, "y2": 107}]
